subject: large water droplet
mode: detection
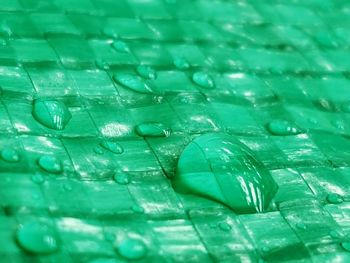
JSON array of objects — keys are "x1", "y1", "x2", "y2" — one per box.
[
  {"x1": 136, "y1": 65, "x2": 157, "y2": 80},
  {"x1": 171, "y1": 133, "x2": 278, "y2": 214},
  {"x1": 112, "y1": 41, "x2": 130, "y2": 53},
  {"x1": 32, "y1": 99, "x2": 72, "y2": 130},
  {"x1": 16, "y1": 221, "x2": 59, "y2": 254},
  {"x1": 38, "y1": 155, "x2": 62, "y2": 174},
  {"x1": 135, "y1": 122, "x2": 171, "y2": 137},
  {"x1": 100, "y1": 141, "x2": 123, "y2": 154},
  {"x1": 173, "y1": 57, "x2": 190, "y2": 70},
  {"x1": 1, "y1": 148, "x2": 20, "y2": 162},
  {"x1": 116, "y1": 238, "x2": 147, "y2": 260},
  {"x1": 114, "y1": 73, "x2": 154, "y2": 94},
  {"x1": 266, "y1": 119, "x2": 302, "y2": 136},
  {"x1": 192, "y1": 72, "x2": 215, "y2": 89}
]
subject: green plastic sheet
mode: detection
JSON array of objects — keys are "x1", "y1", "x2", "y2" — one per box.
[{"x1": 1, "y1": 0, "x2": 350, "y2": 262}]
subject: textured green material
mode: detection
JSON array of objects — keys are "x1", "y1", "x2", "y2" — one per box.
[{"x1": 1, "y1": 0, "x2": 350, "y2": 263}]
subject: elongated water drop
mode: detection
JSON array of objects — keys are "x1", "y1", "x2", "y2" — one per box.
[
  {"x1": 112, "y1": 41, "x2": 130, "y2": 53},
  {"x1": 131, "y1": 205, "x2": 144, "y2": 213},
  {"x1": 116, "y1": 238, "x2": 147, "y2": 260},
  {"x1": 218, "y1": 222, "x2": 232, "y2": 232},
  {"x1": 192, "y1": 72, "x2": 215, "y2": 89},
  {"x1": 326, "y1": 193, "x2": 343, "y2": 204},
  {"x1": 172, "y1": 133, "x2": 278, "y2": 214},
  {"x1": 266, "y1": 119, "x2": 301, "y2": 136},
  {"x1": 16, "y1": 221, "x2": 59, "y2": 254},
  {"x1": 135, "y1": 122, "x2": 171, "y2": 137},
  {"x1": 100, "y1": 141, "x2": 123, "y2": 154},
  {"x1": 330, "y1": 230, "x2": 342, "y2": 239},
  {"x1": 136, "y1": 65, "x2": 157, "y2": 80},
  {"x1": 114, "y1": 73, "x2": 154, "y2": 94},
  {"x1": 38, "y1": 155, "x2": 62, "y2": 174},
  {"x1": 32, "y1": 99, "x2": 72, "y2": 130},
  {"x1": 1, "y1": 148, "x2": 20, "y2": 162}
]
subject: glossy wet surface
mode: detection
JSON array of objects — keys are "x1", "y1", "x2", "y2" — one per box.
[{"x1": 1, "y1": 0, "x2": 350, "y2": 262}]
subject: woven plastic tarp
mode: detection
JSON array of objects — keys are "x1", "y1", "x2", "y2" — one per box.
[{"x1": 1, "y1": 0, "x2": 350, "y2": 262}]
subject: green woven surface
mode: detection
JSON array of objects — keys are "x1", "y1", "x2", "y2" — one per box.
[{"x1": 1, "y1": 0, "x2": 350, "y2": 262}]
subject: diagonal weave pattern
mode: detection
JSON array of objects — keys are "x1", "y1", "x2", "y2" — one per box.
[{"x1": 1, "y1": 0, "x2": 350, "y2": 262}]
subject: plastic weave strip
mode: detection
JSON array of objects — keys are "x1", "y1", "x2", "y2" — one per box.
[{"x1": 1, "y1": 0, "x2": 350, "y2": 262}]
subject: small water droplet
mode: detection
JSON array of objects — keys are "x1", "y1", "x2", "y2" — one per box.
[
  {"x1": 38, "y1": 155, "x2": 62, "y2": 174},
  {"x1": 171, "y1": 133, "x2": 278, "y2": 214},
  {"x1": 32, "y1": 99, "x2": 72, "y2": 130},
  {"x1": 96, "y1": 60, "x2": 110, "y2": 70},
  {"x1": 131, "y1": 205, "x2": 144, "y2": 213},
  {"x1": 113, "y1": 172, "x2": 130, "y2": 185},
  {"x1": 330, "y1": 230, "x2": 342, "y2": 238},
  {"x1": 1, "y1": 148, "x2": 20, "y2": 162},
  {"x1": 326, "y1": 193, "x2": 343, "y2": 204},
  {"x1": 209, "y1": 223, "x2": 217, "y2": 229},
  {"x1": 266, "y1": 119, "x2": 301, "y2": 136},
  {"x1": 102, "y1": 27, "x2": 118, "y2": 38},
  {"x1": 114, "y1": 73, "x2": 154, "y2": 94},
  {"x1": 31, "y1": 173, "x2": 45, "y2": 184},
  {"x1": 112, "y1": 41, "x2": 130, "y2": 53},
  {"x1": 296, "y1": 222, "x2": 307, "y2": 230},
  {"x1": 341, "y1": 242, "x2": 350, "y2": 252},
  {"x1": 192, "y1": 72, "x2": 215, "y2": 89},
  {"x1": 93, "y1": 146, "x2": 104, "y2": 155},
  {"x1": 331, "y1": 120, "x2": 345, "y2": 130},
  {"x1": 0, "y1": 39, "x2": 7, "y2": 46},
  {"x1": 135, "y1": 122, "x2": 171, "y2": 137},
  {"x1": 136, "y1": 65, "x2": 157, "y2": 80},
  {"x1": 218, "y1": 222, "x2": 232, "y2": 232},
  {"x1": 100, "y1": 141, "x2": 123, "y2": 154},
  {"x1": 63, "y1": 183, "x2": 73, "y2": 191},
  {"x1": 317, "y1": 98, "x2": 334, "y2": 111},
  {"x1": 116, "y1": 237, "x2": 147, "y2": 260},
  {"x1": 173, "y1": 57, "x2": 190, "y2": 70},
  {"x1": 16, "y1": 221, "x2": 59, "y2": 254},
  {"x1": 308, "y1": 117, "x2": 318, "y2": 125}
]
